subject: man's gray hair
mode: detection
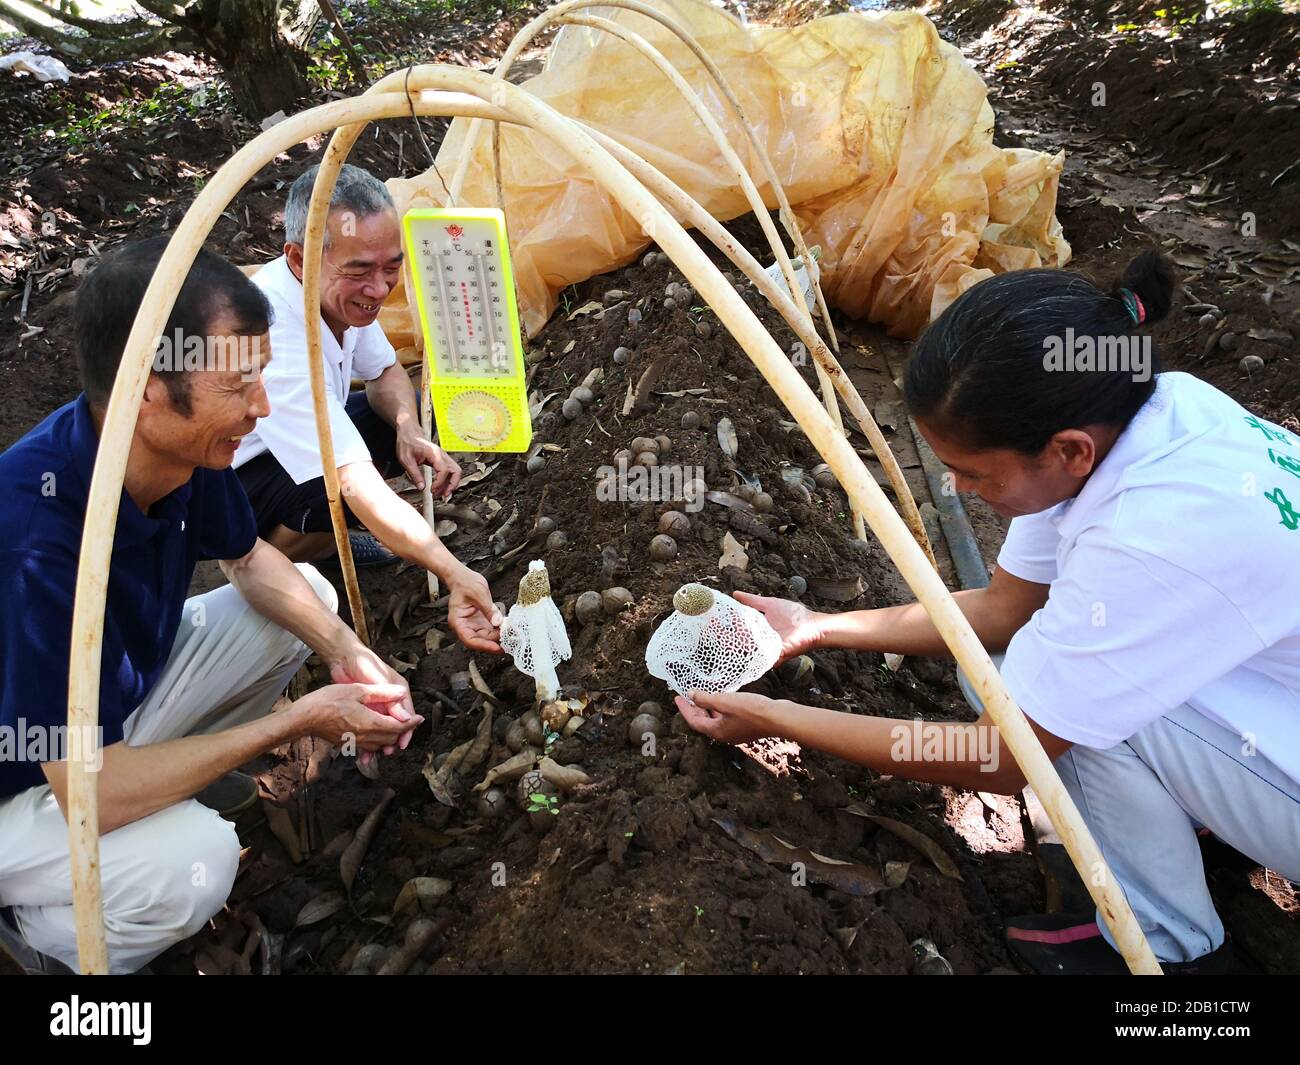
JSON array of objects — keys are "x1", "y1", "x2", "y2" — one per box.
[{"x1": 283, "y1": 163, "x2": 395, "y2": 248}]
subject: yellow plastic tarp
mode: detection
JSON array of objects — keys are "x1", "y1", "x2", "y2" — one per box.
[{"x1": 379, "y1": 0, "x2": 1069, "y2": 352}]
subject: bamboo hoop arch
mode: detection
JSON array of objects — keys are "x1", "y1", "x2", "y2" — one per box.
[
  {"x1": 66, "y1": 70, "x2": 1158, "y2": 974},
  {"x1": 452, "y1": 0, "x2": 845, "y2": 364},
  {"x1": 62, "y1": 89, "x2": 514, "y2": 975},
  {"x1": 459, "y1": 0, "x2": 874, "y2": 538}
]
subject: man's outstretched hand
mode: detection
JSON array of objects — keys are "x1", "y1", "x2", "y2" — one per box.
[{"x1": 448, "y1": 568, "x2": 503, "y2": 654}]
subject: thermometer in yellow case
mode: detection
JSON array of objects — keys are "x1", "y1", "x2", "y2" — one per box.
[{"x1": 402, "y1": 207, "x2": 532, "y2": 453}]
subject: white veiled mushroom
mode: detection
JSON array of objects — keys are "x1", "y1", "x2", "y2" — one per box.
[
  {"x1": 645, "y1": 583, "x2": 782, "y2": 696},
  {"x1": 500, "y1": 560, "x2": 571, "y2": 702}
]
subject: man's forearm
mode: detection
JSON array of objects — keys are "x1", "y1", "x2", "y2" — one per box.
[
  {"x1": 45, "y1": 703, "x2": 312, "y2": 835},
  {"x1": 365, "y1": 363, "x2": 419, "y2": 431},
  {"x1": 220, "y1": 539, "x2": 351, "y2": 660},
  {"x1": 340, "y1": 461, "x2": 466, "y2": 580}
]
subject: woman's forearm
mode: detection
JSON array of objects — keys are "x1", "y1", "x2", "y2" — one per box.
[
  {"x1": 815, "y1": 569, "x2": 1049, "y2": 658},
  {"x1": 769, "y1": 701, "x2": 1022, "y2": 793},
  {"x1": 816, "y1": 588, "x2": 996, "y2": 656}
]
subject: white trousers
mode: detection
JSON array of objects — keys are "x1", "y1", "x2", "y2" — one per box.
[
  {"x1": 960, "y1": 656, "x2": 1300, "y2": 962},
  {"x1": 0, "y1": 564, "x2": 336, "y2": 974}
]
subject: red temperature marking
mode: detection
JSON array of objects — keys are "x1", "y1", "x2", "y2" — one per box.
[{"x1": 460, "y1": 280, "x2": 474, "y2": 340}]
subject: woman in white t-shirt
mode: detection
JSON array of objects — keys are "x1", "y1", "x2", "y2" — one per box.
[{"x1": 675, "y1": 251, "x2": 1300, "y2": 974}]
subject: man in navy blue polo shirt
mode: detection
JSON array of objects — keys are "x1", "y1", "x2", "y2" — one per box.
[{"x1": 0, "y1": 239, "x2": 425, "y2": 974}]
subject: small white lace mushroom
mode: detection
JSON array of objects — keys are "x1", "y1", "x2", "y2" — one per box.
[
  {"x1": 645, "y1": 583, "x2": 782, "y2": 696},
  {"x1": 500, "y1": 560, "x2": 571, "y2": 702}
]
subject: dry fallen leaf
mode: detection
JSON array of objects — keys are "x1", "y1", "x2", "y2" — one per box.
[
  {"x1": 705, "y1": 489, "x2": 754, "y2": 512},
  {"x1": 537, "y1": 756, "x2": 592, "y2": 792},
  {"x1": 392, "y1": 876, "x2": 453, "y2": 918},
  {"x1": 294, "y1": 892, "x2": 346, "y2": 929},
  {"x1": 566, "y1": 300, "x2": 603, "y2": 320},
  {"x1": 807, "y1": 575, "x2": 864, "y2": 603},
  {"x1": 712, "y1": 816, "x2": 885, "y2": 895},
  {"x1": 845, "y1": 805, "x2": 962, "y2": 880},
  {"x1": 884, "y1": 861, "x2": 911, "y2": 889},
  {"x1": 716, "y1": 416, "x2": 738, "y2": 458},
  {"x1": 474, "y1": 749, "x2": 539, "y2": 793},
  {"x1": 423, "y1": 705, "x2": 494, "y2": 805},
  {"x1": 718, "y1": 531, "x2": 749, "y2": 572},
  {"x1": 340, "y1": 788, "x2": 396, "y2": 896},
  {"x1": 262, "y1": 800, "x2": 302, "y2": 864},
  {"x1": 467, "y1": 661, "x2": 502, "y2": 705}
]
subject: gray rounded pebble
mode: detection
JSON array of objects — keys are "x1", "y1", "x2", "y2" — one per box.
[
  {"x1": 649, "y1": 534, "x2": 678, "y2": 561},
  {"x1": 575, "y1": 590, "x2": 604, "y2": 626}
]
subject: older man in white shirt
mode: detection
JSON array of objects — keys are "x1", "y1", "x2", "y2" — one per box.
[{"x1": 234, "y1": 164, "x2": 500, "y2": 653}]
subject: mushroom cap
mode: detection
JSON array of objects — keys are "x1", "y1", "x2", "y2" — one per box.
[
  {"x1": 518, "y1": 560, "x2": 552, "y2": 605},
  {"x1": 673, "y1": 582, "x2": 714, "y2": 617}
]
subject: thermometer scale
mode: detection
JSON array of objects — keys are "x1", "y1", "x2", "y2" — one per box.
[{"x1": 402, "y1": 207, "x2": 532, "y2": 453}]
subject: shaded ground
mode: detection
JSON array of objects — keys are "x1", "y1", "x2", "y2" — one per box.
[{"x1": 0, "y1": 0, "x2": 1296, "y2": 975}]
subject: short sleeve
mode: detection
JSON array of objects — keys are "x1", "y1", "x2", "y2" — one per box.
[
  {"x1": 351, "y1": 321, "x2": 397, "y2": 381},
  {"x1": 258, "y1": 325, "x2": 375, "y2": 484},
  {"x1": 1000, "y1": 538, "x2": 1267, "y2": 748},
  {"x1": 997, "y1": 510, "x2": 1062, "y2": 584},
  {"x1": 194, "y1": 468, "x2": 258, "y2": 562}
]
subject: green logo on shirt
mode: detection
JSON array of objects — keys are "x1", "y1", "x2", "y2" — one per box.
[{"x1": 1264, "y1": 487, "x2": 1299, "y2": 531}]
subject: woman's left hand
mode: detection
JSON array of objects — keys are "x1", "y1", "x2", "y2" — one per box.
[{"x1": 673, "y1": 690, "x2": 788, "y2": 745}]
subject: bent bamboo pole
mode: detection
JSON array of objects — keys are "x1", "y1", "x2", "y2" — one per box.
[
  {"x1": 69, "y1": 72, "x2": 1156, "y2": 974},
  {"x1": 474, "y1": 0, "x2": 866, "y2": 534},
  {"x1": 582, "y1": 124, "x2": 937, "y2": 569},
  {"x1": 301, "y1": 192, "x2": 369, "y2": 644},
  {"x1": 453, "y1": 0, "x2": 843, "y2": 360},
  {"x1": 413, "y1": 69, "x2": 1162, "y2": 972},
  {"x1": 62, "y1": 89, "x2": 514, "y2": 974},
  {"x1": 518, "y1": 13, "x2": 866, "y2": 541}
]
